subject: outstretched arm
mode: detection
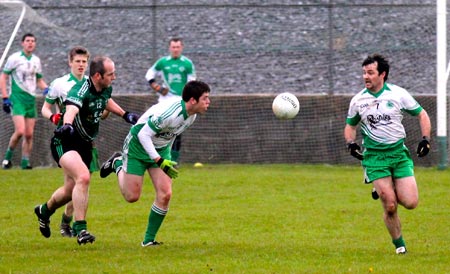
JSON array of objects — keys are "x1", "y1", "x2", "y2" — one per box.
[
  {"x1": 106, "y1": 98, "x2": 139, "y2": 124},
  {"x1": 105, "y1": 98, "x2": 125, "y2": 117}
]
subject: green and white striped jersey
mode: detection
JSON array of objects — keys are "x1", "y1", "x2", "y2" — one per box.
[
  {"x1": 346, "y1": 83, "x2": 423, "y2": 150},
  {"x1": 45, "y1": 73, "x2": 88, "y2": 110},
  {"x1": 64, "y1": 78, "x2": 112, "y2": 142},
  {"x1": 130, "y1": 100, "x2": 196, "y2": 159},
  {"x1": 2, "y1": 51, "x2": 43, "y2": 103}
]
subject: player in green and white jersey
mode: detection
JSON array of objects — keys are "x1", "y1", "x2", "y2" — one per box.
[
  {"x1": 100, "y1": 80, "x2": 210, "y2": 247},
  {"x1": 145, "y1": 37, "x2": 196, "y2": 102},
  {"x1": 43, "y1": 47, "x2": 89, "y2": 123},
  {"x1": 1, "y1": 33, "x2": 48, "y2": 169},
  {"x1": 344, "y1": 54, "x2": 431, "y2": 254},
  {"x1": 34, "y1": 56, "x2": 139, "y2": 245},
  {"x1": 41, "y1": 46, "x2": 90, "y2": 238},
  {"x1": 145, "y1": 37, "x2": 196, "y2": 164}
]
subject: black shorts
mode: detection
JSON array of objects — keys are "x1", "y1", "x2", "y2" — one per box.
[{"x1": 50, "y1": 132, "x2": 93, "y2": 169}]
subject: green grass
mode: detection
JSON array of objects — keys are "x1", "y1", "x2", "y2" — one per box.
[{"x1": 1, "y1": 164, "x2": 449, "y2": 273}]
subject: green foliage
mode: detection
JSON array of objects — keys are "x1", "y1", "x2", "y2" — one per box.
[{"x1": 0, "y1": 164, "x2": 449, "y2": 273}]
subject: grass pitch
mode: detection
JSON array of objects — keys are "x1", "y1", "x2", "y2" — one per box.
[{"x1": 0, "y1": 164, "x2": 449, "y2": 273}]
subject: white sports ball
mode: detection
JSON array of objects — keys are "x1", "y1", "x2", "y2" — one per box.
[{"x1": 272, "y1": 92, "x2": 300, "y2": 119}]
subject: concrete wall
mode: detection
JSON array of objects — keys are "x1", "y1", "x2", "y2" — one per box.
[{"x1": 0, "y1": 1, "x2": 437, "y2": 96}]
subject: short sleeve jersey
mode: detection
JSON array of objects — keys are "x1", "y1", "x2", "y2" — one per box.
[
  {"x1": 2, "y1": 51, "x2": 43, "y2": 103},
  {"x1": 145, "y1": 55, "x2": 196, "y2": 97},
  {"x1": 346, "y1": 83, "x2": 423, "y2": 150},
  {"x1": 46, "y1": 73, "x2": 88, "y2": 110},
  {"x1": 130, "y1": 100, "x2": 196, "y2": 159},
  {"x1": 64, "y1": 78, "x2": 112, "y2": 142}
]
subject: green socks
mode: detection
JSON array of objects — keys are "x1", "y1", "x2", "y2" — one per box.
[
  {"x1": 393, "y1": 235, "x2": 406, "y2": 248},
  {"x1": 4, "y1": 148, "x2": 13, "y2": 160},
  {"x1": 61, "y1": 213, "x2": 73, "y2": 225},
  {"x1": 73, "y1": 220, "x2": 87, "y2": 235},
  {"x1": 113, "y1": 158, "x2": 123, "y2": 174},
  {"x1": 21, "y1": 158, "x2": 30, "y2": 169},
  {"x1": 143, "y1": 204, "x2": 168, "y2": 243},
  {"x1": 3, "y1": 149, "x2": 32, "y2": 169},
  {"x1": 41, "y1": 203, "x2": 55, "y2": 219}
]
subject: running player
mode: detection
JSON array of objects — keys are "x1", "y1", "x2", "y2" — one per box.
[
  {"x1": 35, "y1": 56, "x2": 139, "y2": 245},
  {"x1": 344, "y1": 54, "x2": 431, "y2": 254},
  {"x1": 41, "y1": 46, "x2": 112, "y2": 237},
  {"x1": 100, "y1": 80, "x2": 210, "y2": 247}
]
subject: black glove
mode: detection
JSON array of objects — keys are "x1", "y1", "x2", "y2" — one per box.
[
  {"x1": 347, "y1": 142, "x2": 363, "y2": 161},
  {"x1": 3, "y1": 98, "x2": 11, "y2": 114},
  {"x1": 417, "y1": 137, "x2": 430, "y2": 157},
  {"x1": 54, "y1": 123, "x2": 74, "y2": 138},
  {"x1": 122, "y1": 111, "x2": 139, "y2": 125}
]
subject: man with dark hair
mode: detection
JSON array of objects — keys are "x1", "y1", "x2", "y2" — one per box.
[
  {"x1": 100, "y1": 80, "x2": 210, "y2": 247},
  {"x1": 344, "y1": 54, "x2": 431, "y2": 254},
  {"x1": 1, "y1": 33, "x2": 48, "y2": 169},
  {"x1": 34, "y1": 56, "x2": 139, "y2": 245}
]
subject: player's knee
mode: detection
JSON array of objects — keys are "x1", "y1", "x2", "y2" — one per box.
[
  {"x1": 76, "y1": 172, "x2": 91, "y2": 186},
  {"x1": 402, "y1": 199, "x2": 418, "y2": 210},
  {"x1": 123, "y1": 192, "x2": 140, "y2": 203},
  {"x1": 119, "y1": 179, "x2": 142, "y2": 203},
  {"x1": 384, "y1": 201, "x2": 398, "y2": 214},
  {"x1": 13, "y1": 129, "x2": 25, "y2": 138},
  {"x1": 24, "y1": 132, "x2": 33, "y2": 141},
  {"x1": 159, "y1": 191, "x2": 172, "y2": 204},
  {"x1": 397, "y1": 191, "x2": 419, "y2": 209}
]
